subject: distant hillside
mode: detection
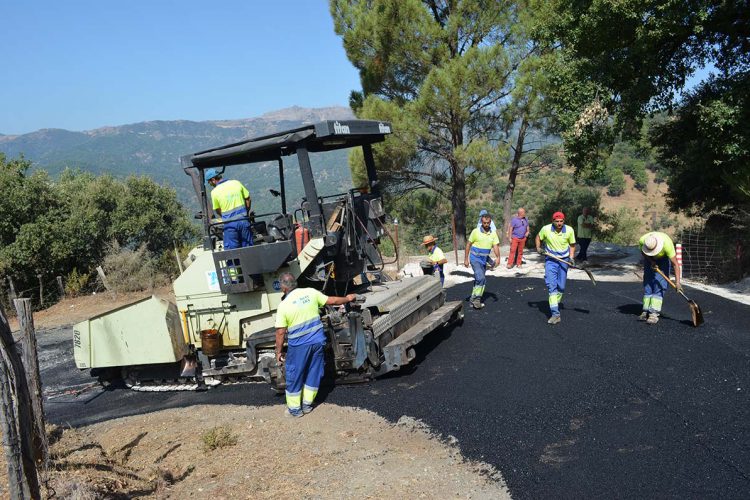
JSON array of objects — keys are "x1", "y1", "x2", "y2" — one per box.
[
  {"x1": 0, "y1": 106, "x2": 356, "y2": 214},
  {"x1": 599, "y1": 169, "x2": 689, "y2": 233}
]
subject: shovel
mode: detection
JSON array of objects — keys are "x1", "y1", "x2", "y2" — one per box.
[
  {"x1": 543, "y1": 252, "x2": 597, "y2": 286},
  {"x1": 649, "y1": 262, "x2": 704, "y2": 327}
]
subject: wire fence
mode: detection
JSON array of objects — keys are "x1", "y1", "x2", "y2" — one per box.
[
  {"x1": 0, "y1": 273, "x2": 101, "y2": 317},
  {"x1": 678, "y1": 226, "x2": 747, "y2": 283}
]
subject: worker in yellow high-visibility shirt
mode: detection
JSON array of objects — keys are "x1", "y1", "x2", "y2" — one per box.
[
  {"x1": 535, "y1": 211, "x2": 576, "y2": 325},
  {"x1": 639, "y1": 231, "x2": 681, "y2": 325},
  {"x1": 464, "y1": 212, "x2": 501, "y2": 309},
  {"x1": 274, "y1": 273, "x2": 356, "y2": 417},
  {"x1": 422, "y1": 234, "x2": 448, "y2": 285},
  {"x1": 205, "y1": 168, "x2": 253, "y2": 249}
]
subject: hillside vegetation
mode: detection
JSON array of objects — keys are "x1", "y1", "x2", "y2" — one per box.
[{"x1": 0, "y1": 106, "x2": 356, "y2": 214}]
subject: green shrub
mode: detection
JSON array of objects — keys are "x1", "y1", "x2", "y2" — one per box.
[
  {"x1": 64, "y1": 268, "x2": 90, "y2": 297},
  {"x1": 629, "y1": 165, "x2": 649, "y2": 191},
  {"x1": 606, "y1": 168, "x2": 626, "y2": 196},
  {"x1": 201, "y1": 426, "x2": 238, "y2": 452},
  {"x1": 597, "y1": 207, "x2": 641, "y2": 245}
]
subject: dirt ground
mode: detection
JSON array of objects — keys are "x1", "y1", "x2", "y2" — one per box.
[{"x1": 0, "y1": 405, "x2": 509, "y2": 499}]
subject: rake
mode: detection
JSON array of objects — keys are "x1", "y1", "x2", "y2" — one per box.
[{"x1": 543, "y1": 252, "x2": 597, "y2": 286}]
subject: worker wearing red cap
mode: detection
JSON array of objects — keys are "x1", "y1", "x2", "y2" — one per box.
[{"x1": 535, "y1": 211, "x2": 576, "y2": 325}]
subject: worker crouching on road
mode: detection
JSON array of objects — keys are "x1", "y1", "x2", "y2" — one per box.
[
  {"x1": 274, "y1": 273, "x2": 356, "y2": 417},
  {"x1": 535, "y1": 212, "x2": 576, "y2": 325},
  {"x1": 639, "y1": 232, "x2": 681, "y2": 325},
  {"x1": 205, "y1": 168, "x2": 254, "y2": 249},
  {"x1": 422, "y1": 234, "x2": 448, "y2": 285},
  {"x1": 464, "y1": 213, "x2": 501, "y2": 310}
]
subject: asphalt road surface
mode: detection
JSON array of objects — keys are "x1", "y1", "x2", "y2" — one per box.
[{"x1": 42, "y1": 276, "x2": 750, "y2": 499}]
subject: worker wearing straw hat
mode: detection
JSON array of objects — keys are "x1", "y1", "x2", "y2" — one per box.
[
  {"x1": 639, "y1": 231, "x2": 682, "y2": 324},
  {"x1": 422, "y1": 234, "x2": 448, "y2": 285}
]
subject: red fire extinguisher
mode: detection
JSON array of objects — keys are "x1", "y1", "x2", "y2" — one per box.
[{"x1": 294, "y1": 223, "x2": 310, "y2": 254}]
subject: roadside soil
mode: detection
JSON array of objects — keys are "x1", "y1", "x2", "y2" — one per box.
[{"x1": 0, "y1": 405, "x2": 509, "y2": 499}]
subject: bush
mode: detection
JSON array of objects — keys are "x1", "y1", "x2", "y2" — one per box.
[
  {"x1": 64, "y1": 268, "x2": 90, "y2": 297},
  {"x1": 606, "y1": 168, "x2": 626, "y2": 196},
  {"x1": 628, "y1": 165, "x2": 649, "y2": 191},
  {"x1": 597, "y1": 207, "x2": 641, "y2": 245},
  {"x1": 201, "y1": 426, "x2": 238, "y2": 452},
  {"x1": 101, "y1": 242, "x2": 167, "y2": 293}
]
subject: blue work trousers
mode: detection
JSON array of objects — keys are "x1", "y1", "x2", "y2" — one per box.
[
  {"x1": 545, "y1": 258, "x2": 570, "y2": 317},
  {"x1": 223, "y1": 220, "x2": 254, "y2": 249},
  {"x1": 643, "y1": 257, "x2": 670, "y2": 314},
  {"x1": 285, "y1": 341, "x2": 325, "y2": 414},
  {"x1": 435, "y1": 264, "x2": 445, "y2": 286},
  {"x1": 470, "y1": 258, "x2": 487, "y2": 299}
]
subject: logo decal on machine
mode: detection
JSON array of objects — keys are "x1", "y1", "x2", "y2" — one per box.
[
  {"x1": 206, "y1": 271, "x2": 220, "y2": 291},
  {"x1": 272, "y1": 280, "x2": 281, "y2": 291},
  {"x1": 378, "y1": 122, "x2": 391, "y2": 134},
  {"x1": 333, "y1": 121, "x2": 350, "y2": 134}
]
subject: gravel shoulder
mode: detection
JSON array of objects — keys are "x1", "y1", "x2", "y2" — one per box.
[{"x1": 1, "y1": 405, "x2": 509, "y2": 499}]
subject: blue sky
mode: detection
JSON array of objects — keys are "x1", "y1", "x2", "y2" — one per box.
[{"x1": 0, "y1": 1, "x2": 361, "y2": 135}]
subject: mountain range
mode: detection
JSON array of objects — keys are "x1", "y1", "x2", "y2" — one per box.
[{"x1": 0, "y1": 106, "x2": 356, "y2": 214}]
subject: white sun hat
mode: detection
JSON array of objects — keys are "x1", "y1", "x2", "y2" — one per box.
[{"x1": 642, "y1": 233, "x2": 664, "y2": 257}]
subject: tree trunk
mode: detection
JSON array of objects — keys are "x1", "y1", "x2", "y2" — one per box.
[
  {"x1": 450, "y1": 159, "x2": 467, "y2": 250},
  {"x1": 502, "y1": 117, "x2": 529, "y2": 245}
]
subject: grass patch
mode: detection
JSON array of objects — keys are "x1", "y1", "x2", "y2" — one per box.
[{"x1": 201, "y1": 426, "x2": 238, "y2": 452}]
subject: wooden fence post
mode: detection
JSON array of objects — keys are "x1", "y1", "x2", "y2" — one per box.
[
  {"x1": 451, "y1": 213, "x2": 459, "y2": 266},
  {"x1": 174, "y1": 241, "x2": 184, "y2": 274},
  {"x1": 0, "y1": 348, "x2": 28, "y2": 499},
  {"x1": 0, "y1": 305, "x2": 41, "y2": 499},
  {"x1": 393, "y1": 219, "x2": 400, "y2": 272},
  {"x1": 13, "y1": 299, "x2": 48, "y2": 470},
  {"x1": 36, "y1": 275, "x2": 43, "y2": 308},
  {"x1": 56, "y1": 276, "x2": 65, "y2": 298},
  {"x1": 7, "y1": 277, "x2": 17, "y2": 305},
  {"x1": 96, "y1": 266, "x2": 116, "y2": 299}
]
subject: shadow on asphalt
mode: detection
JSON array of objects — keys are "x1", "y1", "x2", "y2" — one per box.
[
  {"x1": 527, "y1": 300, "x2": 550, "y2": 318},
  {"x1": 616, "y1": 303, "x2": 642, "y2": 317},
  {"x1": 616, "y1": 303, "x2": 694, "y2": 327}
]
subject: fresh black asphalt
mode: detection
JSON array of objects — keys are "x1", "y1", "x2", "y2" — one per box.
[{"x1": 42, "y1": 276, "x2": 750, "y2": 499}]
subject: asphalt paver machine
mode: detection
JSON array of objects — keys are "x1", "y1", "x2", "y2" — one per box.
[{"x1": 73, "y1": 120, "x2": 463, "y2": 391}]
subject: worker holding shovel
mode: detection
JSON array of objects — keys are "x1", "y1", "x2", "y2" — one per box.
[
  {"x1": 535, "y1": 211, "x2": 576, "y2": 325},
  {"x1": 639, "y1": 232, "x2": 682, "y2": 325}
]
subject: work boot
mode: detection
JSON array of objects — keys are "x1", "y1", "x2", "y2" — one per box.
[
  {"x1": 646, "y1": 313, "x2": 659, "y2": 325},
  {"x1": 285, "y1": 408, "x2": 303, "y2": 418},
  {"x1": 547, "y1": 315, "x2": 561, "y2": 325},
  {"x1": 471, "y1": 299, "x2": 484, "y2": 309},
  {"x1": 302, "y1": 404, "x2": 314, "y2": 415},
  {"x1": 638, "y1": 311, "x2": 648, "y2": 321}
]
